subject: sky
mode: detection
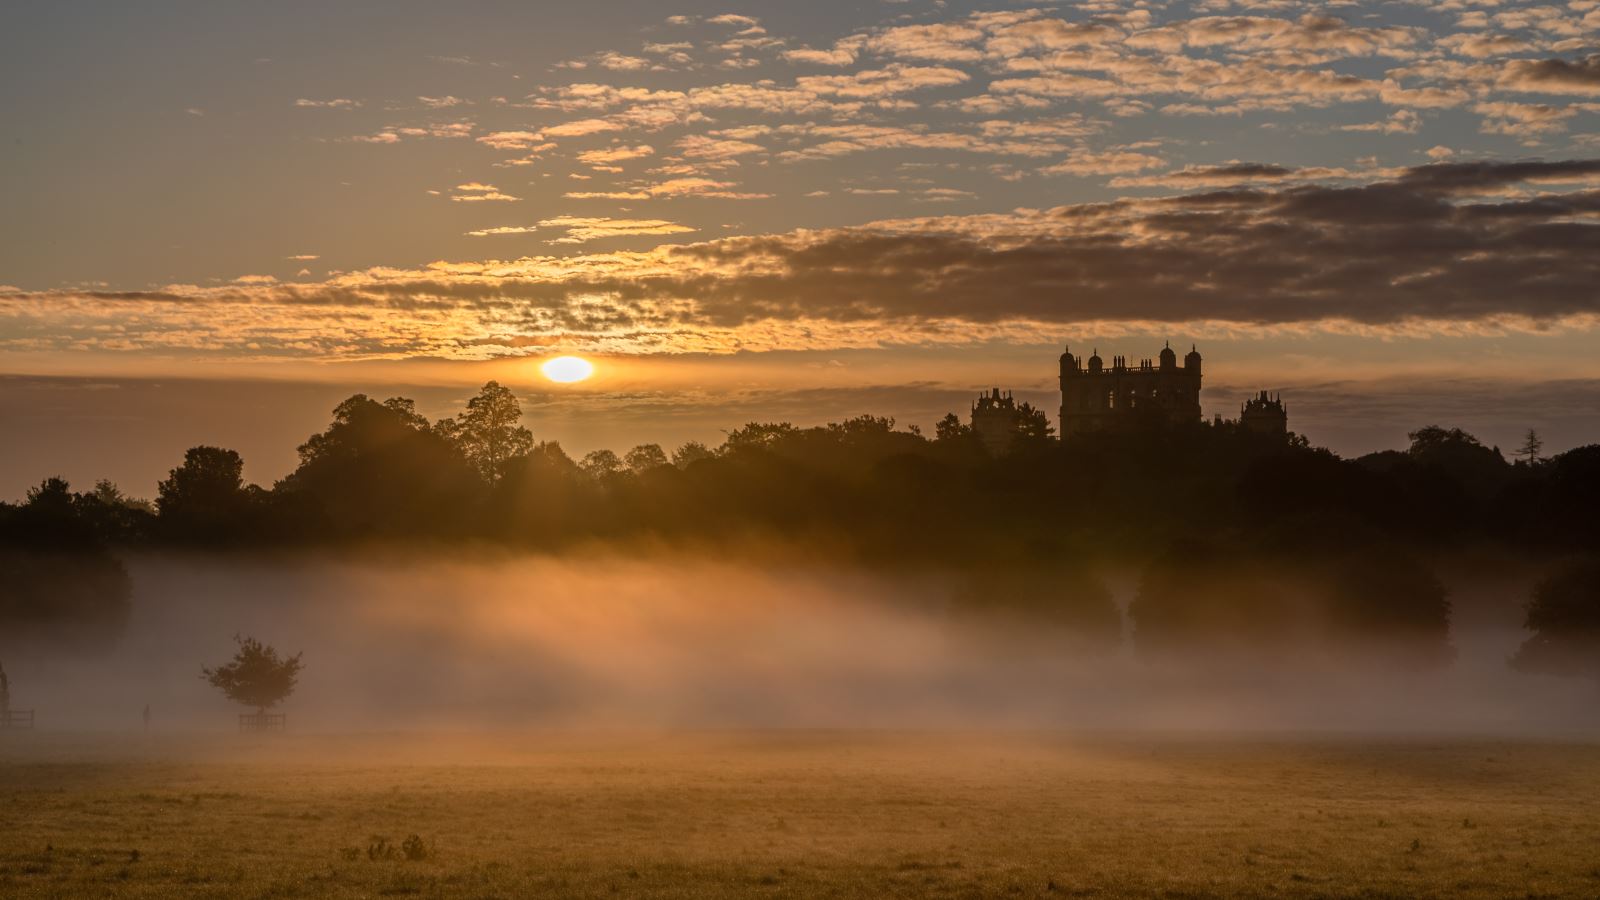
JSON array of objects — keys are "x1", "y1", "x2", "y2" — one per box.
[{"x1": 2, "y1": 0, "x2": 1599, "y2": 497}]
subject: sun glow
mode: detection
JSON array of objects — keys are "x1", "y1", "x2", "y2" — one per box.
[{"x1": 541, "y1": 355, "x2": 595, "y2": 383}]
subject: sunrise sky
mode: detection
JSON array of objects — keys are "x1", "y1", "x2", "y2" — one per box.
[{"x1": 3, "y1": 0, "x2": 1599, "y2": 496}]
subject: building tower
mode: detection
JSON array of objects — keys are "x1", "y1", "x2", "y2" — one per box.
[
  {"x1": 1240, "y1": 391, "x2": 1288, "y2": 437},
  {"x1": 970, "y1": 387, "x2": 1021, "y2": 456}
]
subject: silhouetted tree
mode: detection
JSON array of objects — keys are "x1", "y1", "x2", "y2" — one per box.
[
  {"x1": 1511, "y1": 557, "x2": 1600, "y2": 680},
  {"x1": 581, "y1": 449, "x2": 624, "y2": 479},
  {"x1": 279, "y1": 395, "x2": 483, "y2": 538},
  {"x1": 202, "y1": 635, "x2": 303, "y2": 713},
  {"x1": 934, "y1": 413, "x2": 972, "y2": 442},
  {"x1": 88, "y1": 480, "x2": 154, "y2": 515},
  {"x1": 1407, "y1": 425, "x2": 1509, "y2": 494},
  {"x1": 157, "y1": 447, "x2": 252, "y2": 543},
  {"x1": 625, "y1": 443, "x2": 670, "y2": 473},
  {"x1": 1014, "y1": 402, "x2": 1055, "y2": 442},
  {"x1": 723, "y1": 422, "x2": 799, "y2": 453},
  {"x1": 0, "y1": 547, "x2": 132, "y2": 654},
  {"x1": 436, "y1": 381, "x2": 534, "y2": 486},
  {"x1": 1321, "y1": 548, "x2": 1454, "y2": 667},
  {"x1": 671, "y1": 441, "x2": 713, "y2": 468},
  {"x1": 1515, "y1": 429, "x2": 1544, "y2": 465}
]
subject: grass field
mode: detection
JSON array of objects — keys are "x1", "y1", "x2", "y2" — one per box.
[{"x1": 3, "y1": 731, "x2": 1600, "y2": 898}]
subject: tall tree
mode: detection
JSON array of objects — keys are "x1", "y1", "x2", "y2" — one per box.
[
  {"x1": 1515, "y1": 429, "x2": 1544, "y2": 465},
  {"x1": 436, "y1": 382, "x2": 534, "y2": 486}
]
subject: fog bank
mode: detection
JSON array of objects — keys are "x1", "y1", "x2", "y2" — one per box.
[{"x1": 3, "y1": 554, "x2": 1594, "y2": 735}]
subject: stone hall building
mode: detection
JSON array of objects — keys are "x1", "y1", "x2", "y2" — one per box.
[
  {"x1": 966, "y1": 342, "x2": 1288, "y2": 452},
  {"x1": 1059, "y1": 343, "x2": 1204, "y2": 437}
]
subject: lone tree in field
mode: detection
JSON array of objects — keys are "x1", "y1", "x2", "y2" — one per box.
[{"x1": 202, "y1": 635, "x2": 304, "y2": 712}]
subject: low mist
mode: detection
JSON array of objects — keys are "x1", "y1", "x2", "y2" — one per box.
[{"x1": 4, "y1": 552, "x2": 1593, "y2": 735}]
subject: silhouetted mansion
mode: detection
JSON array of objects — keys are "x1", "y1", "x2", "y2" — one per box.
[{"x1": 970, "y1": 343, "x2": 1287, "y2": 454}]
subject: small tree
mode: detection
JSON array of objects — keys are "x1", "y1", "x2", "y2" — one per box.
[{"x1": 202, "y1": 635, "x2": 304, "y2": 713}]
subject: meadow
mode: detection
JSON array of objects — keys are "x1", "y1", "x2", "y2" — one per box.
[{"x1": 3, "y1": 731, "x2": 1600, "y2": 898}]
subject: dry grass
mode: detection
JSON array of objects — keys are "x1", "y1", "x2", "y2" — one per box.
[{"x1": 3, "y1": 731, "x2": 1600, "y2": 898}]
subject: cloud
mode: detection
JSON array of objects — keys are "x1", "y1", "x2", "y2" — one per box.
[
  {"x1": 450, "y1": 183, "x2": 521, "y2": 202},
  {"x1": 865, "y1": 23, "x2": 988, "y2": 63},
  {"x1": 1500, "y1": 55, "x2": 1600, "y2": 96},
  {"x1": 1474, "y1": 100, "x2": 1578, "y2": 138},
  {"x1": 9, "y1": 161, "x2": 1598, "y2": 360},
  {"x1": 465, "y1": 218, "x2": 695, "y2": 243},
  {"x1": 1041, "y1": 150, "x2": 1167, "y2": 176},
  {"x1": 783, "y1": 45, "x2": 860, "y2": 66},
  {"x1": 1341, "y1": 109, "x2": 1422, "y2": 134},
  {"x1": 1108, "y1": 162, "x2": 1398, "y2": 189},
  {"x1": 596, "y1": 52, "x2": 653, "y2": 71},
  {"x1": 476, "y1": 130, "x2": 547, "y2": 150},
  {"x1": 294, "y1": 98, "x2": 361, "y2": 109},
  {"x1": 795, "y1": 64, "x2": 970, "y2": 99},
  {"x1": 464, "y1": 226, "x2": 541, "y2": 236},
  {"x1": 577, "y1": 144, "x2": 657, "y2": 165},
  {"x1": 538, "y1": 216, "x2": 698, "y2": 243},
  {"x1": 565, "y1": 177, "x2": 771, "y2": 199},
  {"x1": 676, "y1": 134, "x2": 767, "y2": 160},
  {"x1": 350, "y1": 122, "x2": 474, "y2": 144}
]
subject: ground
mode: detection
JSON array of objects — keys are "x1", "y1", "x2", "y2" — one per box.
[{"x1": 3, "y1": 731, "x2": 1600, "y2": 898}]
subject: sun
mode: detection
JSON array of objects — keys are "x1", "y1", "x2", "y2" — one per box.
[{"x1": 541, "y1": 355, "x2": 595, "y2": 383}]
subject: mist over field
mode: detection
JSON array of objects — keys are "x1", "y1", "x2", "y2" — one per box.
[{"x1": 5, "y1": 552, "x2": 1591, "y2": 735}]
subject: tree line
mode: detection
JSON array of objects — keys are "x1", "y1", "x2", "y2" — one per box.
[{"x1": 3, "y1": 381, "x2": 1598, "y2": 677}]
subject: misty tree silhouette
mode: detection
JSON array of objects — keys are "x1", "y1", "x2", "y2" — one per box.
[
  {"x1": 202, "y1": 635, "x2": 304, "y2": 713},
  {"x1": 1512, "y1": 558, "x2": 1600, "y2": 681}
]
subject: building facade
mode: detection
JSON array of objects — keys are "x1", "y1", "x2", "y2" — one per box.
[{"x1": 1059, "y1": 343, "x2": 1203, "y2": 437}]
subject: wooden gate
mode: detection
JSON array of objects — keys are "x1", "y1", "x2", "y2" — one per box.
[
  {"x1": 238, "y1": 713, "x2": 286, "y2": 733},
  {"x1": 0, "y1": 710, "x2": 35, "y2": 729}
]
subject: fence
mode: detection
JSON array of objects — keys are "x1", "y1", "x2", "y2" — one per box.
[
  {"x1": 0, "y1": 710, "x2": 35, "y2": 729},
  {"x1": 238, "y1": 713, "x2": 286, "y2": 733}
]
